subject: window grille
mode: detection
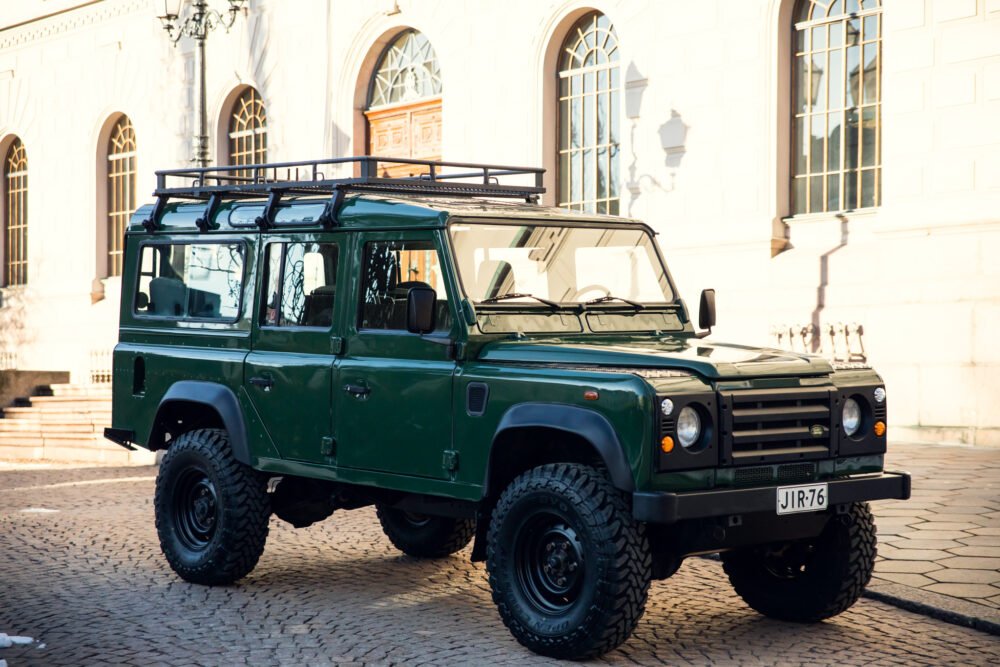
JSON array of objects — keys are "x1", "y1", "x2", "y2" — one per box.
[
  {"x1": 4, "y1": 138, "x2": 27, "y2": 286},
  {"x1": 557, "y1": 12, "x2": 620, "y2": 215},
  {"x1": 368, "y1": 30, "x2": 442, "y2": 108},
  {"x1": 791, "y1": 0, "x2": 881, "y2": 214},
  {"x1": 107, "y1": 116, "x2": 136, "y2": 277},
  {"x1": 228, "y1": 87, "x2": 267, "y2": 180}
]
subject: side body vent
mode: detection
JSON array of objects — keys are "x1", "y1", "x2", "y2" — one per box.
[{"x1": 466, "y1": 382, "x2": 489, "y2": 417}]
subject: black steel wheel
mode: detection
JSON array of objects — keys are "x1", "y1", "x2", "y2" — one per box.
[
  {"x1": 486, "y1": 463, "x2": 651, "y2": 660},
  {"x1": 155, "y1": 428, "x2": 270, "y2": 585},
  {"x1": 722, "y1": 502, "x2": 877, "y2": 622},
  {"x1": 172, "y1": 467, "x2": 219, "y2": 552},
  {"x1": 376, "y1": 505, "x2": 475, "y2": 558}
]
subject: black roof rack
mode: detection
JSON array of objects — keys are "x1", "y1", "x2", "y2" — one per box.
[{"x1": 142, "y1": 156, "x2": 545, "y2": 231}]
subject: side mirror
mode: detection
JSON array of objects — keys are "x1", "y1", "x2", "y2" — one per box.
[
  {"x1": 698, "y1": 288, "x2": 716, "y2": 336},
  {"x1": 406, "y1": 286, "x2": 437, "y2": 334}
]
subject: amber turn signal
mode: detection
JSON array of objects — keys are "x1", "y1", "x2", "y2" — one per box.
[
  {"x1": 874, "y1": 421, "x2": 886, "y2": 437},
  {"x1": 660, "y1": 436, "x2": 674, "y2": 453},
  {"x1": 583, "y1": 390, "x2": 599, "y2": 401}
]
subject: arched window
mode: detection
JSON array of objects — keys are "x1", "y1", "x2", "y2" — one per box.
[
  {"x1": 791, "y1": 0, "x2": 881, "y2": 214},
  {"x1": 228, "y1": 87, "x2": 267, "y2": 175},
  {"x1": 106, "y1": 115, "x2": 136, "y2": 277},
  {"x1": 4, "y1": 138, "x2": 27, "y2": 286},
  {"x1": 557, "y1": 12, "x2": 620, "y2": 214},
  {"x1": 365, "y1": 30, "x2": 442, "y2": 178}
]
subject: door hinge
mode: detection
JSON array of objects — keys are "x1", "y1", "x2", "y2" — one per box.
[
  {"x1": 321, "y1": 436, "x2": 336, "y2": 457},
  {"x1": 330, "y1": 336, "x2": 345, "y2": 355},
  {"x1": 442, "y1": 449, "x2": 459, "y2": 472}
]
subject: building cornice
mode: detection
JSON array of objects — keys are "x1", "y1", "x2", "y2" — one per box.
[{"x1": 0, "y1": 0, "x2": 149, "y2": 50}]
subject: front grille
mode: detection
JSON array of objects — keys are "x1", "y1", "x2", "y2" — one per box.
[
  {"x1": 732, "y1": 462, "x2": 818, "y2": 487},
  {"x1": 776, "y1": 462, "x2": 817, "y2": 483},
  {"x1": 721, "y1": 387, "x2": 833, "y2": 464},
  {"x1": 734, "y1": 467, "x2": 773, "y2": 485}
]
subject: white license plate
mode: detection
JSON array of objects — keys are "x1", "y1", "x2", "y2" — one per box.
[{"x1": 776, "y1": 483, "x2": 828, "y2": 515}]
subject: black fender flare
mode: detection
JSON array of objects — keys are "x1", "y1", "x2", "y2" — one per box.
[
  {"x1": 153, "y1": 381, "x2": 251, "y2": 465},
  {"x1": 485, "y1": 402, "x2": 635, "y2": 495}
]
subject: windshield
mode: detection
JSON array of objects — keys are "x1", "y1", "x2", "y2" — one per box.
[{"x1": 449, "y1": 222, "x2": 674, "y2": 305}]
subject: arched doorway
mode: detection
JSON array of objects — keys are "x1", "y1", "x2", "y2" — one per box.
[{"x1": 364, "y1": 29, "x2": 442, "y2": 177}]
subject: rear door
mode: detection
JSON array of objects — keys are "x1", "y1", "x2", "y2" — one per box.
[{"x1": 244, "y1": 235, "x2": 344, "y2": 464}]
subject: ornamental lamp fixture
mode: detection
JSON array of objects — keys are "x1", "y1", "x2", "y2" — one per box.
[{"x1": 156, "y1": 0, "x2": 248, "y2": 167}]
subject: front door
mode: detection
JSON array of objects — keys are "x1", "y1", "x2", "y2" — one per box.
[
  {"x1": 245, "y1": 237, "x2": 343, "y2": 464},
  {"x1": 336, "y1": 232, "x2": 456, "y2": 479}
]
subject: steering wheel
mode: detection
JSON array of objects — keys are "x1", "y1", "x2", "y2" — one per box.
[{"x1": 571, "y1": 284, "x2": 609, "y2": 301}]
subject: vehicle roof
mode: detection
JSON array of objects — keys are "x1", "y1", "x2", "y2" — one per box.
[{"x1": 127, "y1": 193, "x2": 646, "y2": 235}]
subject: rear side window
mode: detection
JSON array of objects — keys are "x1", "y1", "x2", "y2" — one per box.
[
  {"x1": 134, "y1": 243, "x2": 245, "y2": 320},
  {"x1": 262, "y1": 242, "x2": 339, "y2": 327}
]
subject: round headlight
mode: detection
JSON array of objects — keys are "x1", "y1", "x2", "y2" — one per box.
[
  {"x1": 873, "y1": 387, "x2": 886, "y2": 404},
  {"x1": 676, "y1": 406, "x2": 702, "y2": 449},
  {"x1": 660, "y1": 398, "x2": 674, "y2": 417},
  {"x1": 843, "y1": 398, "x2": 862, "y2": 437}
]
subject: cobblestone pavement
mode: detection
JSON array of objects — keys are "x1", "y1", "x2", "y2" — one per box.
[
  {"x1": 874, "y1": 442, "x2": 1000, "y2": 620},
  {"x1": 2, "y1": 466, "x2": 999, "y2": 666}
]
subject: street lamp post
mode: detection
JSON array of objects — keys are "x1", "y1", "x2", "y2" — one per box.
[{"x1": 158, "y1": 0, "x2": 247, "y2": 167}]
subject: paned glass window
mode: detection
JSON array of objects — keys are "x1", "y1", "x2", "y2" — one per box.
[
  {"x1": 262, "y1": 242, "x2": 340, "y2": 328},
  {"x1": 4, "y1": 138, "x2": 27, "y2": 286},
  {"x1": 792, "y1": 0, "x2": 881, "y2": 214},
  {"x1": 228, "y1": 87, "x2": 267, "y2": 179},
  {"x1": 135, "y1": 243, "x2": 245, "y2": 320},
  {"x1": 368, "y1": 30, "x2": 442, "y2": 108},
  {"x1": 558, "y1": 12, "x2": 620, "y2": 214},
  {"x1": 107, "y1": 116, "x2": 136, "y2": 277},
  {"x1": 359, "y1": 240, "x2": 449, "y2": 331}
]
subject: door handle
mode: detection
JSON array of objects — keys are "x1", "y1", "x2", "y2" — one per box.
[
  {"x1": 343, "y1": 383, "x2": 371, "y2": 398},
  {"x1": 249, "y1": 376, "x2": 274, "y2": 390}
]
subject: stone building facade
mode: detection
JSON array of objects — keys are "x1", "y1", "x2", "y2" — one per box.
[{"x1": 0, "y1": 0, "x2": 998, "y2": 445}]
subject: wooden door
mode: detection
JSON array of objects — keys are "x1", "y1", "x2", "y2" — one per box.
[{"x1": 365, "y1": 97, "x2": 442, "y2": 178}]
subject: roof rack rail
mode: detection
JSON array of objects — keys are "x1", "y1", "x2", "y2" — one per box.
[{"x1": 142, "y1": 156, "x2": 546, "y2": 231}]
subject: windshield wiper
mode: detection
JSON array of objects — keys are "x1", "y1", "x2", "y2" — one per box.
[
  {"x1": 481, "y1": 292, "x2": 561, "y2": 308},
  {"x1": 581, "y1": 295, "x2": 645, "y2": 310}
]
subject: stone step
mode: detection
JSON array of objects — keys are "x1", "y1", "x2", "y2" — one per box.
[
  {"x1": 47, "y1": 383, "x2": 113, "y2": 397},
  {"x1": 0, "y1": 420, "x2": 103, "y2": 434},
  {"x1": 0, "y1": 432, "x2": 107, "y2": 446},
  {"x1": 1, "y1": 406, "x2": 112, "y2": 419},
  {"x1": 26, "y1": 397, "x2": 112, "y2": 410},
  {"x1": 0, "y1": 441, "x2": 155, "y2": 465}
]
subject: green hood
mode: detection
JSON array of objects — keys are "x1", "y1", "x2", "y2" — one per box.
[{"x1": 476, "y1": 337, "x2": 833, "y2": 379}]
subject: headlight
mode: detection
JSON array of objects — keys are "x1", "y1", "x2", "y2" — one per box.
[
  {"x1": 676, "y1": 406, "x2": 702, "y2": 449},
  {"x1": 843, "y1": 398, "x2": 861, "y2": 437},
  {"x1": 873, "y1": 387, "x2": 886, "y2": 404},
  {"x1": 660, "y1": 398, "x2": 674, "y2": 417}
]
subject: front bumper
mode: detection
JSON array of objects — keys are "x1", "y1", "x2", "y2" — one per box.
[{"x1": 633, "y1": 470, "x2": 910, "y2": 524}]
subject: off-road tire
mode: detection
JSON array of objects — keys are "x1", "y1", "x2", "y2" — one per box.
[
  {"x1": 486, "y1": 463, "x2": 651, "y2": 660},
  {"x1": 155, "y1": 428, "x2": 270, "y2": 585},
  {"x1": 375, "y1": 505, "x2": 475, "y2": 558},
  {"x1": 721, "y1": 502, "x2": 877, "y2": 622}
]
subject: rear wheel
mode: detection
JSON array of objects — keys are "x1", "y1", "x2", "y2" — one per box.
[
  {"x1": 376, "y1": 505, "x2": 475, "y2": 558},
  {"x1": 486, "y1": 463, "x2": 651, "y2": 660},
  {"x1": 155, "y1": 428, "x2": 270, "y2": 585},
  {"x1": 721, "y1": 502, "x2": 877, "y2": 622}
]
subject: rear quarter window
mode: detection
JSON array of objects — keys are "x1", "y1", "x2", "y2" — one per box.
[{"x1": 134, "y1": 242, "x2": 246, "y2": 321}]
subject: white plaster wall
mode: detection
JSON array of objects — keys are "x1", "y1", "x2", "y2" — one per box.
[{"x1": 0, "y1": 0, "x2": 997, "y2": 443}]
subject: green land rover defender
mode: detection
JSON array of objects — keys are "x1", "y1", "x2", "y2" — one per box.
[{"x1": 106, "y1": 157, "x2": 909, "y2": 659}]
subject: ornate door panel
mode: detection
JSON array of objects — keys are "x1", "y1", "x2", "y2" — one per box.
[{"x1": 365, "y1": 97, "x2": 441, "y2": 178}]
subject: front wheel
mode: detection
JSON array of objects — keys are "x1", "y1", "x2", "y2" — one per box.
[
  {"x1": 155, "y1": 428, "x2": 271, "y2": 585},
  {"x1": 486, "y1": 463, "x2": 651, "y2": 660},
  {"x1": 721, "y1": 502, "x2": 877, "y2": 622}
]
